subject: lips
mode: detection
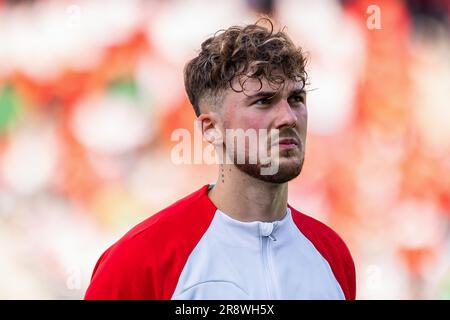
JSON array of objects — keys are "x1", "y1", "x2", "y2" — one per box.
[
  {"x1": 277, "y1": 138, "x2": 299, "y2": 146},
  {"x1": 273, "y1": 137, "x2": 300, "y2": 151}
]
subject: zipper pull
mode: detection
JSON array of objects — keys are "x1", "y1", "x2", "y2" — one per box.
[{"x1": 260, "y1": 222, "x2": 277, "y2": 241}]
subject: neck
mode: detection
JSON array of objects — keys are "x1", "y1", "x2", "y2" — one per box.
[{"x1": 208, "y1": 164, "x2": 288, "y2": 222}]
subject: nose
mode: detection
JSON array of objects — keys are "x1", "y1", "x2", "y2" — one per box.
[{"x1": 274, "y1": 99, "x2": 297, "y2": 129}]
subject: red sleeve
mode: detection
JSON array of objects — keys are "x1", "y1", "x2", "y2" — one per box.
[
  {"x1": 290, "y1": 205, "x2": 357, "y2": 300},
  {"x1": 84, "y1": 238, "x2": 157, "y2": 299},
  {"x1": 84, "y1": 184, "x2": 216, "y2": 300}
]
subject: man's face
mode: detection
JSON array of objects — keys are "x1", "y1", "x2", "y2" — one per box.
[{"x1": 218, "y1": 75, "x2": 308, "y2": 183}]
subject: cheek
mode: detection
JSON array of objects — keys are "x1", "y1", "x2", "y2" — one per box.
[
  {"x1": 297, "y1": 105, "x2": 307, "y2": 119},
  {"x1": 241, "y1": 115, "x2": 265, "y2": 130},
  {"x1": 225, "y1": 108, "x2": 267, "y2": 130},
  {"x1": 301, "y1": 109, "x2": 308, "y2": 127},
  {"x1": 297, "y1": 105, "x2": 308, "y2": 120},
  {"x1": 295, "y1": 107, "x2": 308, "y2": 137}
]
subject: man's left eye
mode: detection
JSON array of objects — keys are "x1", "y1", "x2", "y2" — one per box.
[{"x1": 289, "y1": 95, "x2": 305, "y2": 104}]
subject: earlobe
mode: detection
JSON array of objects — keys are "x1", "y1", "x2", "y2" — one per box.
[
  {"x1": 198, "y1": 114, "x2": 214, "y2": 134},
  {"x1": 198, "y1": 113, "x2": 223, "y2": 145},
  {"x1": 203, "y1": 129, "x2": 216, "y2": 143}
]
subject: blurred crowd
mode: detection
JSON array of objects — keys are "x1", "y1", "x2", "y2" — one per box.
[{"x1": 0, "y1": 0, "x2": 449, "y2": 299}]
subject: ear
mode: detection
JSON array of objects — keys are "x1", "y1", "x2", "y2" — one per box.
[{"x1": 197, "y1": 113, "x2": 223, "y2": 145}]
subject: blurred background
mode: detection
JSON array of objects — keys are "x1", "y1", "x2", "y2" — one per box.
[{"x1": 0, "y1": 0, "x2": 449, "y2": 299}]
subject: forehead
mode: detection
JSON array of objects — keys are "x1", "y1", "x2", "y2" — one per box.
[
  {"x1": 224, "y1": 76, "x2": 304, "y2": 104},
  {"x1": 241, "y1": 77, "x2": 302, "y2": 94}
]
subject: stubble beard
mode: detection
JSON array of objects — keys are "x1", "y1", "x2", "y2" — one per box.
[{"x1": 230, "y1": 142, "x2": 305, "y2": 184}]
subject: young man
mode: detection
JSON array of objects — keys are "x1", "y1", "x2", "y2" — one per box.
[{"x1": 84, "y1": 19, "x2": 356, "y2": 300}]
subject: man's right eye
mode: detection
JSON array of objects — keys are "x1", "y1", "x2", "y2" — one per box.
[{"x1": 254, "y1": 98, "x2": 272, "y2": 105}]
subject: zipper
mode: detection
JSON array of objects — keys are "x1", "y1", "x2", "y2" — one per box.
[{"x1": 261, "y1": 226, "x2": 277, "y2": 299}]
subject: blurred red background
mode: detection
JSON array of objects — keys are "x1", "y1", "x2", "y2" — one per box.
[{"x1": 0, "y1": 0, "x2": 449, "y2": 299}]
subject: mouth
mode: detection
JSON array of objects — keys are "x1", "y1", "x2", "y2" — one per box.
[{"x1": 274, "y1": 138, "x2": 299, "y2": 150}]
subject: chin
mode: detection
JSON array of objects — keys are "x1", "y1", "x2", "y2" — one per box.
[
  {"x1": 270, "y1": 161, "x2": 302, "y2": 182},
  {"x1": 235, "y1": 154, "x2": 304, "y2": 184}
]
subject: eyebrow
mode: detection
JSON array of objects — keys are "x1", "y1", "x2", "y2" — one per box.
[{"x1": 244, "y1": 88, "x2": 306, "y2": 102}]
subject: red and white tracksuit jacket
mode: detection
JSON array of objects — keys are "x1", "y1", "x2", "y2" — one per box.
[{"x1": 85, "y1": 184, "x2": 356, "y2": 300}]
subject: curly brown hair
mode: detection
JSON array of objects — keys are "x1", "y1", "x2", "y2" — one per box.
[{"x1": 184, "y1": 18, "x2": 309, "y2": 117}]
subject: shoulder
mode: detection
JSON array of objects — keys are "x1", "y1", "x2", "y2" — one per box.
[
  {"x1": 289, "y1": 205, "x2": 357, "y2": 300},
  {"x1": 85, "y1": 184, "x2": 216, "y2": 299},
  {"x1": 101, "y1": 184, "x2": 215, "y2": 262},
  {"x1": 289, "y1": 205, "x2": 351, "y2": 255},
  {"x1": 122, "y1": 184, "x2": 215, "y2": 243}
]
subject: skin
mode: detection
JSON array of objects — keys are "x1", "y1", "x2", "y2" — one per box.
[{"x1": 198, "y1": 75, "x2": 308, "y2": 222}]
